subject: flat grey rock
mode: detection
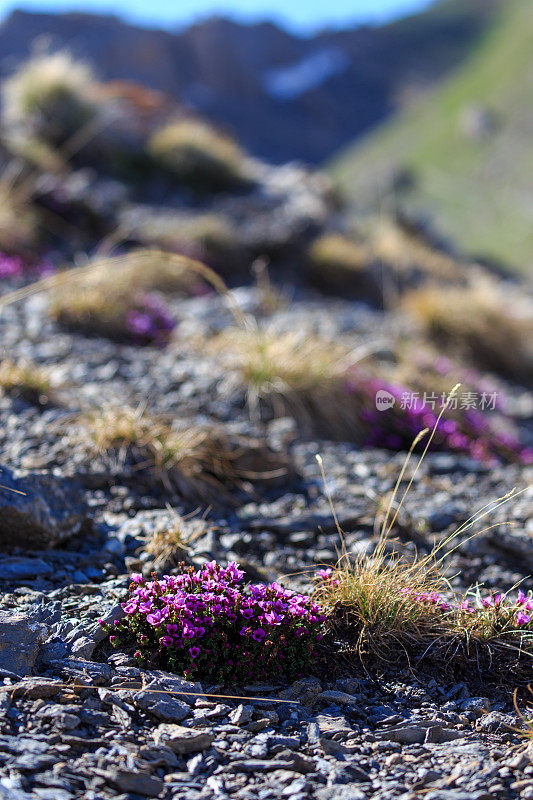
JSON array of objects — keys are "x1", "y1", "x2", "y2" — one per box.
[
  {"x1": 0, "y1": 557, "x2": 53, "y2": 579},
  {"x1": 0, "y1": 467, "x2": 87, "y2": 548},
  {"x1": 131, "y1": 690, "x2": 191, "y2": 722},
  {"x1": 106, "y1": 768, "x2": 164, "y2": 797},
  {"x1": 153, "y1": 724, "x2": 214, "y2": 753},
  {"x1": 0, "y1": 611, "x2": 46, "y2": 676}
]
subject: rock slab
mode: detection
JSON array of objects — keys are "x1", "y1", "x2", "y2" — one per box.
[
  {"x1": 0, "y1": 466, "x2": 87, "y2": 548},
  {"x1": 154, "y1": 724, "x2": 214, "y2": 753},
  {"x1": 0, "y1": 612, "x2": 46, "y2": 677}
]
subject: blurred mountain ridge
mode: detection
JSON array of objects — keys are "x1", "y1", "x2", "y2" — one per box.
[
  {"x1": 0, "y1": 0, "x2": 497, "y2": 163},
  {"x1": 332, "y1": 0, "x2": 533, "y2": 272}
]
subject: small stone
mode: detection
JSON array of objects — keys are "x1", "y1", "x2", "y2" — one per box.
[
  {"x1": 0, "y1": 557, "x2": 53, "y2": 580},
  {"x1": 318, "y1": 690, "x2": 361, "y2": 707},
  {"x1": 131, "y1": 691, "x2": 191, "y2": 722},
  {"x1": 229, "y1": 704, "x2": 254, "y2": 726},
  {"x1": 0, "y1": 611, "x2": 46, "y2": 676},
  {"x1": 275, "y1": 750, "x2": 316, "y2": 774},
  {"x1": 106, "y1": 768, "x2": 163, "y2": 797},
  {"x1": 302, "y1": 723, "x2": 319, "y2": 748},
  {"x1": 50, "y1": 658, "x2": 114, "y2": 684},
  {"x1": 244, "y1": 718, "x2": 271, "y2": 732},
  {"x1": 328, "y1": 763, "x2": 370, "y2": 784},
  {"x1": 375, "y1": 724, "x2": 427, "y2": 744},
  {"x1": 140, "y1": 671, "x2": 204, "y2": 705},
  {"x1": 154, "y1": 724, "x2": 214, "y2": 753},
  {"x1": 69, "y1": 637, "x2": 97, "y2": 659},
  {"x1": 424, "y1": 726, "x2": 467, "y2": 744},
  {"x1": 35, "y1": 705, "x2": 80, "y2": 730},
  {"x1": 278, "y1": 678, "x2": 322, "y2": 706},
  {"x1": 5, "y1": 678, "x2": 63, "y2": 699},
  {"x1": 507, "y1": 752, "x2": 530, "y2": 770},
  {"x1": 320, "y1": 738, "x2": 350, "y2": 756},
  {"x1": 223, "y1": 759, "x2": 304, "y2": 774},
  {"x1": 477, "y1": 711, "x2": 516, "y2": 733},
  {"x1": 0, "y1": 467, "x2": 87, "y2": 548},
  {"x1": 316, "y1": 714, "x2": 353, "y2": 737}
]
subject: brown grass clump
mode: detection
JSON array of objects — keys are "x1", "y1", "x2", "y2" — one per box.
[
  {"x1": 120, "y1": 209, "x2": 244, "y2": 273},
  {"x1": 0, "y1": 358, "x2": 54, "y2": 405},
  {"x1": 143, "y1": 511, "x2": 208, "y2": 572},
  {"x1": 525, "y1": 693, "x2": 533, "y2": 753},
  {"x1": 316, "y1": 540, "x2": 451, "y2": 661},
  {"x1": 80, "y1": 405, "x2": 291, "y2": 505},
  {"x1": 48, "y1": 250, "x2": 204, "y2": 342},
  {"x1": 370, "y1": 217, "x2": 465, "y2": 283},
  {"x1": 2, "y1": 52, "x2": 99, "y2": 148},
  {"x1": 0, "y1": 173, "x2": 40, "y2": 253},
  {"x1": 306, "y1": 233, "x2": 380, "y2": 303},
  {"x1": 209, "y1": 326, "x2": 363, "y2": 439},
  {"x1": 319, "y1": 542, "x2": 533, "y2": 679},
  {"x1": 148, "y1": 118, "x2": 251, "y2": 193},
  {"x1": 315, "y1": 411, "x2": 533, "y2": 680},
  {"x1": 403, "y1": 280, "x2": 533, "y2": 384}
]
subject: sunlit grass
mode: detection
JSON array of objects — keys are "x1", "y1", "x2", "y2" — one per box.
[{"x1": 80, "y1": 404, "x2": 290, "y2": 504}]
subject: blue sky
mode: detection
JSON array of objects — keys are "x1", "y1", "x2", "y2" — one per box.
[{"x1": 0, "y1": 0, "x2": 434, "y2": 33}]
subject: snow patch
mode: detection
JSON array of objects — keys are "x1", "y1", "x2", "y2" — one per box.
[{"x1": 264, "y1": 47, "x2": 350, "y2": 100}]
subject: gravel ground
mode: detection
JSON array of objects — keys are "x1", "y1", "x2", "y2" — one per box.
[{"x1": 0, "y1": 282, "x2": 532, "y2": 800}]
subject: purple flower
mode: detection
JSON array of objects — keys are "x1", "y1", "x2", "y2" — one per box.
[
  {"x1": 516, "y1": 590, "x2": 533, "y2": 611},
  {"x1": 110, "y1": 560, "x2": 324, "y2": 682},
  {"x1": 516, "y1": 612, "x2": 532, "y2": 626},
  {"x1": 146, "y1": 610, "x2": 163, "y2": 626},
  {"x1": 126, "y1": 311, "x2": 152, "y2": 336},
  {"x1": 264, "y1": 611, "x2": 284, "y2": 625},
  {"x1": 182, "y1": 623, "x2": 196, "y2": 639},
  {"x1": 0, "y1": 254, "x2": 24, "y2": 278}
]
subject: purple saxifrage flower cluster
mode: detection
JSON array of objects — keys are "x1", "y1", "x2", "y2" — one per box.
[
  {"x1": 0, "y1": 252, "x2": 56, "y2": 280},
  {"x1": 125, "y1": 292, "x2": 176, "y2": 346},
  {"x1": 344, "y1": 371, "x2": 533, "y2": 465},
  {"x1": 317, "y1": 570, "x2": 533, "y2": 649},
  {"x1": 400, "y1": 586, "x2": 533, "y2": 630},
  {"x1": 102, "y1": 561, "x2": 325, "y2": 682}
]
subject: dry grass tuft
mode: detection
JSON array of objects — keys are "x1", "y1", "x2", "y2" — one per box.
[
  {"x1": 80, "y1": 404, "x2": 291, "y2": 505},
  {"x1": 209, "y1": 326, "x2": 363, "y2": 439},
  {"x1": 0, "y1": 358, "x2": 54, "y2": 405},
  {"x1": 2, "y1": 52, "x2": 98, "y2": 148},
  {"x1": 48, "y1": 250, "x2": 204, "y2": 342},
  {"x1": 306, "y1": 233, "x2": 380, "y2": 302},
  {"x1": 525, "y1": 692, "x2": 533, "y2": 752},
  {"x1": 120, "y1": 209, "x2": 243, "y2": 273},
  {"x1": 315, "y1": 412, "x2": 533, "y2": 676},
  {"x1": 2, "y1": 249, "x2": 248, "y2": 340},
  {"x1": 403, "y1": 280, "x2": 533, "y2": 384},
  {"x1": 370, "y1": 217, "x2": 465, "y2": 283},
  {"x1": 148, "y1": 118, "x2": 251, "y2": 193},
  {"x1": 316, "y1": 541, "x2": 451, "y2": 660},
  {"x1": 0, "y1": 173, "x2": 40, "y2": 253},
  {"x1": 143, "y1": 511, "x2": 208, "y2": 572}
]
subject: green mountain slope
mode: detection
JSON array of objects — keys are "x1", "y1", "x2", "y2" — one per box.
[{"x1": 332, "y1": 0, "x2": 533, "y2": 272}]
